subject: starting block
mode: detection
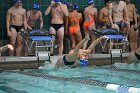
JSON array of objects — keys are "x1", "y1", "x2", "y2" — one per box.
[{"x1": 20, "y1": 29, "x2": 55, "y2": 56}]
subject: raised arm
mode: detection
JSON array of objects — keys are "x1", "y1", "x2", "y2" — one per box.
[
  {"x1": 74, "y1": 37, "x2": 89, "y2": 52},
  {"x1": 58, "y1": 2, "x2": 69, "y2": 16},
  {"x1": 45, "y1": 5, "x2": 52, "y2": 15},
  {"x1": 26, "y1": 11, "x2": 32, "y2": 29},
  {"x1": 86, "y1": 36, "x2": 105, "y2": 53}
]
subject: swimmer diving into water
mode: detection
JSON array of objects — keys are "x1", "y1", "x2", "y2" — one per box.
[{"x1": 56, "y1": 36, "x2": 107, "y2": 67}]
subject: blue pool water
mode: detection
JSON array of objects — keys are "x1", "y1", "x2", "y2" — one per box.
[{"x1": 0, "y1": 63, "x2": 140, "y2": 93}]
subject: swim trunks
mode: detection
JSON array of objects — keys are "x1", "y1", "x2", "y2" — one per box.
[
  {"x1": 63, "y1": 55, "x2": 75, "y2": 65},
  {"x1": 10, "y1": 25, "x2": 23, "y2": 32},
  {"x1": 50, "y1": 24, "x2": 64, "y2": 31}
]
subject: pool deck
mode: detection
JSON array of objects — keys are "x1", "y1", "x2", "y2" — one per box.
[{"x1": 0, "y1": 53, "x2": 130, "y2": 70}]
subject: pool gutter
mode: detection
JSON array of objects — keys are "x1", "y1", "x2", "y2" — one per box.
[{"x1": 0, "y1": 53, "x2": 130, "y2": 70}]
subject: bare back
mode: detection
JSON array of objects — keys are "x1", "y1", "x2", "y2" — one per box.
[
  {"x1": 84, "y1": 6, "x2": 97, "y2": 22},
  {"x1": 69, "y1": 11, "x2": 82, "y2": 26},
  {"x1": 111, "y1": 1, "x2": 126, "y2": 21},
  {"x1": 8, "y1": 6, "x2": 26, "y2": 26}
]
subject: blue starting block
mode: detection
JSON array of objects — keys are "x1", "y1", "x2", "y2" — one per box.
[{"x1": 20, "y1": 29, "x2": 55, "y2": 56}]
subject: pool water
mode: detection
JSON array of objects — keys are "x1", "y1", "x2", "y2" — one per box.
[{"x1": 0, "y1": 63, "x2": 140, "y2": 93}]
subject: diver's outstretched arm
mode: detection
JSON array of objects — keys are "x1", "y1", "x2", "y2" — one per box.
[
  {"x1": 74, "y1": 36, "x2": 89, "y2": 52},
  {"x1": 86, "y1": 36, "x2": 106, "y2": 53}
]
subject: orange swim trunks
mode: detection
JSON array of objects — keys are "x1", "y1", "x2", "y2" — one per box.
[
  {"x1": 83, "y1": 19, "x2": 94, "y2": 30},
  {"x1": 69, "y1": 25, "x2": 80, "y2": 34}
]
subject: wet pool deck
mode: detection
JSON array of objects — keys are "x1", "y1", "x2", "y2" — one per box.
[{"x1": 0, "y1": 53, "x2": 130, "y2": 70}]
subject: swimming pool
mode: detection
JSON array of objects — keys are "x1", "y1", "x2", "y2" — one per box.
[{"x1": 0, "y1": 63, "x2": 140, "y2": 93}]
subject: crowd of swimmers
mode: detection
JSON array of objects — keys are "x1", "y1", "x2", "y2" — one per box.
[{"x1": 0, "y1": 0, "x2": 140, "y2": 65}]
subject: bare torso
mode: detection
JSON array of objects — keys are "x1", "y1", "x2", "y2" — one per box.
[
  {"x1": 69, "y1": 11, "x2": 82, "y2": 27},
  {"x1": 100, "y1": 7, "x2": 110, "y2": 22},
  {"x1": 111, "y1": 1, "x2": 126, "y2": 21},
  {"x1": 27, "y1": 10, "x2": 41, "y2": 27},
  {"x1": 51, "y1": 5, "x2": 64, "y2": 24},
  {"x1": 126, "y1": 4, "x2": 135, "y2": 21},
  {"x1": 8, "y1": 6, "x2": 26, "y2": 26},
  {"x1": 84, "y1": 6, "x2": 97, "y2": 22}
]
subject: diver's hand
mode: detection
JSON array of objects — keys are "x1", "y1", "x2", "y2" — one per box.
[
  {"x1": 7, "y1": 44, "x2": 14, "y2": 51},
  {"x1": 101, "y1": 36, "x2": 108, "y2": 39}
]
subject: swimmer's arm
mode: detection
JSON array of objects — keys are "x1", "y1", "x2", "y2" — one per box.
[
  {"x1": 39, "y1": 12, "x2": 43, "y2": 29},
  {"x1": 94, "y1": 8, "x2": 98, "y2": 24},
  {"x1": 74, "y1": 37, "x2": 89, "y2": 52},
  {"x1": 45, "y1": 5, "x2": 52, "y2": 15},
  {"x1": 109, "y1": 6, "x2": 114, "y2": 27},
  {"x1": 79, "y1": 13, "x2": 83, "y2": 23},
  {"x1": 26, "y1": 11, "x2": 32, "y2": 29},
  {"x1": 23, "y1": 9, "x2": 27, "y2": 30},
  {"x1": 124, "y1": 5, "x2": 129, "y2": 21},
  {"x1": 59, "y1": 3, "x2": 69, "y2": 16},
  {"x1": 6, "y1": 10, "x2": 11, "y2": 36},
  {"x1": 133, "y1": 5, "x2": 137, "y2": 26},
  {"x1": 99, "y1": 9, "x2": 103, "y2": 22},
  {"x1": 86, "y1": 36, "x2": 105, "y2": 53}
]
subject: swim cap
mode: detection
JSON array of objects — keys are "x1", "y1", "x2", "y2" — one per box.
[
  {"x1": 79, "y1": 59, "x2": 88, "y2": 66},
  {"x1": 73, "y1": 4, "x2": 78, "y2": 10},
  {"x1": 63, "y1": 1, "x2": 69, "y2": 5},
  {"x1": 87, "y1": 0, "x2": 94, "y2": 5},
  {"x1": 14, "y1": 0, "x2": 22, "y2": 3},
  {"x1": 33, "y1": 3, "x2": 40, "y2": 10},
  {"x1": 54, "y1": 0, "x2": 60, "y2": 3}
]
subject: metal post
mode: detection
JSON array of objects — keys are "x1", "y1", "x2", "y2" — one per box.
[
  {"x1": 37, "y1": 53, "x2": 39, "y2": 68},
  {"x1": 110, "y1": 50, "x2": 113, "y2": 64}
]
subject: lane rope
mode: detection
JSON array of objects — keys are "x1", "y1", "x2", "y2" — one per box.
[{"x1": 5, "y1": 70, "x2": 140, "y2": 93}]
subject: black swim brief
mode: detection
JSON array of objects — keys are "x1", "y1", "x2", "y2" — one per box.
[
  {"x1": 63, "y1": 55, "x2": 75, "y2": 65},
  {"x1": 10, "y1": 25, "x2": 23, "y2": 32},
  {"x1": 51, "y1": 24, "x2": 64, "y2": 31},
  {"x1": 135, "y1": 52, "x2": 140, "y2": 60}
]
